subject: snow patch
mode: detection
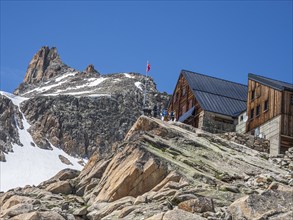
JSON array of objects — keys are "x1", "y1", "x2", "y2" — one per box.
[
  {"x1": 124, "y1": 73, "x2": 135, "y2": 78},
  {"x1": 55, "y1": 72, "x2": 78, "y2": 82},
  {"x1": 42, "y1": 92, "x2": 111, "y2": 97},
  {"x1": 135, "y1": 82, "x2": 143, "y2": 91},
  {"x1": 0, "y1": 94, "x2": 84, "y2": 192},
  {"x1": 87, "y1": 94, "x2": 111, "y2": 97},
  {"x1": 23, "y1": 80, "x2": 67, "y2": 95},
  {"x1": 0, "y1": 91, "x2": 28, "y2": 106},
  {"x1": 75, "y1": 77, "x2": 106, "y2": 89}
]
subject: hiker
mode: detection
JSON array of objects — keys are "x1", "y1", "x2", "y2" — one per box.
[
  {"x1": 173, "y1": 110, "x2": 176, "y2": 122},
  {"x1": 161, "y1": 109, "x2": 168, "y2": 121},
  {"x1": 170, "y1": 110, "x2": 175, "y2": 121}
]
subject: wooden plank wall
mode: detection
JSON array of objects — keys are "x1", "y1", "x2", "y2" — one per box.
[
  {"x1": 246, "y1": 79, "x2": 282, "y2": 132},
  {"x1": 281, "y1": 91, "x2": 293, "y2": 137},
  {"x1": 168, "y1": 74, "x2": 202, "y2": 126},
  {"x1": 280, "y1": 90, "x2": 293, "y2": 150}
]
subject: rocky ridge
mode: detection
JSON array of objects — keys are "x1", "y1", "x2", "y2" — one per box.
[
  {"x1": 1, "y1": 116, "x2": 292, "y2": 220},
  {"x1": 15, "y1": 46, "x2": 72, "y2": 93},
  {"x1": 1, "y1": 46, "x2": 169, "y2": 160},
  {"x1": 219, "y1": 132, "x2": 270, "y2": 153},
  {"x1": 0, "y1": 94, "x2": 24, "y2": 161}
]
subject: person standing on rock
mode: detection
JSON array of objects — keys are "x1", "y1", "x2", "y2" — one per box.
[
  {"x1": 161, "y1": 109, "x2": 168, "y2": 121},
  {"x1": 170, "y1": 110, "x2": 175, "y2": 121}
]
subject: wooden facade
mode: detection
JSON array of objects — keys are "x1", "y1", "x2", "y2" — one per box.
[
  {"x1": 246, "y1": 80, "x2": 282, "y2": 131},
  {"x1": 281, "y1": 91, "x2": 293, "y2": 149},
  {"x1": 246, "y1": 78, "x2": 293, "y2": 153},
  {"x1": 168, "y1": 71, "x2": 247, "y2": 133},
  {"x1": 169, "y1": 71, "x2": 292, "y2": 154},
  {"x1": 168, "y1": 74, "x2": 200, "y2": 127}
]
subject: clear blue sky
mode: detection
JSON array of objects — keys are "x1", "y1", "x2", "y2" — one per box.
[{"x1": 1, "y1": 1, "x2": 292, "y2": 94}]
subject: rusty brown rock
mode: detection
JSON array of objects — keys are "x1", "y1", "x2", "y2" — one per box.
[
  {"x1": 178, "y1": 197, "x2": 214, "y2": 213},
  {"x1": 94, "y1": 145, "x2": 168, "y2": 202}
]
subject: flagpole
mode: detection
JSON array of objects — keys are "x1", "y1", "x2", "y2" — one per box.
[{"x1": 143, "y1": 60, "x2": 148, "y2": 109}]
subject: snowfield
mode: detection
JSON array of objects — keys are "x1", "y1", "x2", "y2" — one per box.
[
  {"x1": 22, "y1": 79, "x2": 67, "y2": 95},
  {"x1": 54, "y1": 71, "x2": 78, "y2": 82},
  {"x1": 124, "y1": 73, "x2": 135, "y2": 78},
  {"x1": 135, "y1": 82, "x2": 143, "y2": 91},
  {"x1": 75, "y1": 77, "x2": 106, "y2": 89},
  {"x1": 0, "y1": 91, "x2": 28, "y2": 106},
  {"x1": 0, "y1": 91, "x2": 84, "y2": 192}
]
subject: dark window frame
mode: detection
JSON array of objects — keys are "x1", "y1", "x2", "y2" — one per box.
[
  {"x1": 240, "y1": 115, "x2": 243, "y2": 121},
  {"x1": 256, "y1": 105, "x2": 260, "y2": 117},
  {"x1": 251, "y1": 90, "x2": 255, "y2": 100},
  {"x1": 182, "y1": 87, "x2": 186, "y2": 96},
  {"x1": 256, "y1": 85, "x2": 261, "y2": 98},
  {"x1": 250, "y1": 108, "x2": 254, "y2": 119},
  {"x1": 264, "y1": 99, "x2": 269, "y2": 112},
  {"x1": 174, "y1": 91, "x2": 179, "y2": 103}
]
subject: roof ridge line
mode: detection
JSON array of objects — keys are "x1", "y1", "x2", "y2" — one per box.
[
  {"x1": 248, "y1": 73, "x2": 293, "y2": 86},
  {"x1": 182, "y1": 69, "x2": 248, "y2": 87}
]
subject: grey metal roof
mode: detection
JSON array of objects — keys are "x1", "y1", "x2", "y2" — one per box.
[
  {"x1": 196, "y1": 91, "x2": 247, "y2": 117},
  {"x1": 249, "y1": 73, "x2": 293, "y2": 92},
  {"x1": 179, "y1": 106, "x2": 195, "y2": 122},
  {"x1": 181, "y1": 70, "x2": 248, "y2": 117}
]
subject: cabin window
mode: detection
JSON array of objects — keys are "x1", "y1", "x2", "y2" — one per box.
[
  {"x1": 189, "y1": 99, "x2": 193, "y2": 109},
  {"x1": 251, "y1": 90, "x2": 255, "y2": 100},
  {"x1": 174, "y1": 92, "x2": 179, "y2": 103},
  {"x1": 181, "y1": 104, "x2": 186, "y2": 114},
  {"x1": 240, "y1": 115, "x2": 243, "y2": 122},
  {"x1": 264, "y1": 99, "x2": 269, "y2": 111},
  {"x1": 250, "y1": 108, "x2": 254, "y2": 119},
  {"x1": 291, "y1": 95, "x2": 293, "y2": 105},
  {"x1": 256, "y1": 105, "x2": 260, "y2": 117},
  {"x1": 256, "y1": 85, "x2": 261, "y2": 98},
  {"x1": 182, "y1": 87, "x2": 186, "y2": 96}
]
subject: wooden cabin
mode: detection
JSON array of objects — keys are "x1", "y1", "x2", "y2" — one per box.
[
  {"x1": 246, "y1": 73, "x2": 293, "y2": 155},
  {"x1": 168, "y1": 70, "x2": 247, "y2": 133}
]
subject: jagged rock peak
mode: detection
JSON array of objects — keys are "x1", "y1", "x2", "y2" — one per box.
[
  {"x1": 23, "y1": 46, "x2": 67, "y2": 84},
  {"x1": 85, "y1": 64, "x2": 100, "y2": 75}
]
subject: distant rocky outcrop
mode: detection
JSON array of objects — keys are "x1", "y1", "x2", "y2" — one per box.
[
  {"x1": 14, "y1": 46, "x2": 74, "y2": 95},
  {"x1": 23, "y1": 46, "x2": 67, "y2": 84},
  {"x1": 0, "y1": 94, "x2": 23, "y2": 161},
  {"x1": 1, "y1": 116, "x2": 292, "y2": 219},
  {"x1": 85, "y1": 64, "x2": 100, "y2": 76}
]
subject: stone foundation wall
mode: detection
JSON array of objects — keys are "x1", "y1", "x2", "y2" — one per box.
[
  {"x1": 201, "y1": 111, "x2": 236, "y2": 134},
  {"x1": 236, "y1": 112, "x2": 246, "y2": 134},
  {"x1": 258, "y1": 115, "x2": 281, "y2": 156},
  {"x1": 219, "y1": 132, "x2": 270, "y2": 153}
]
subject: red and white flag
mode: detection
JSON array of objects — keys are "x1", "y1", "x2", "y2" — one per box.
[{"x1": 146, "y1": 63, "x2": 151, "y2": 72}]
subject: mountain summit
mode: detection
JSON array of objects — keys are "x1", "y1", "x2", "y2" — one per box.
[
  {"x1": 24, "y1": 46, "x2": 69, "y2": 84},
  {"x1": 1, "y1": 46, "x2": 169, "y2": 191}
]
